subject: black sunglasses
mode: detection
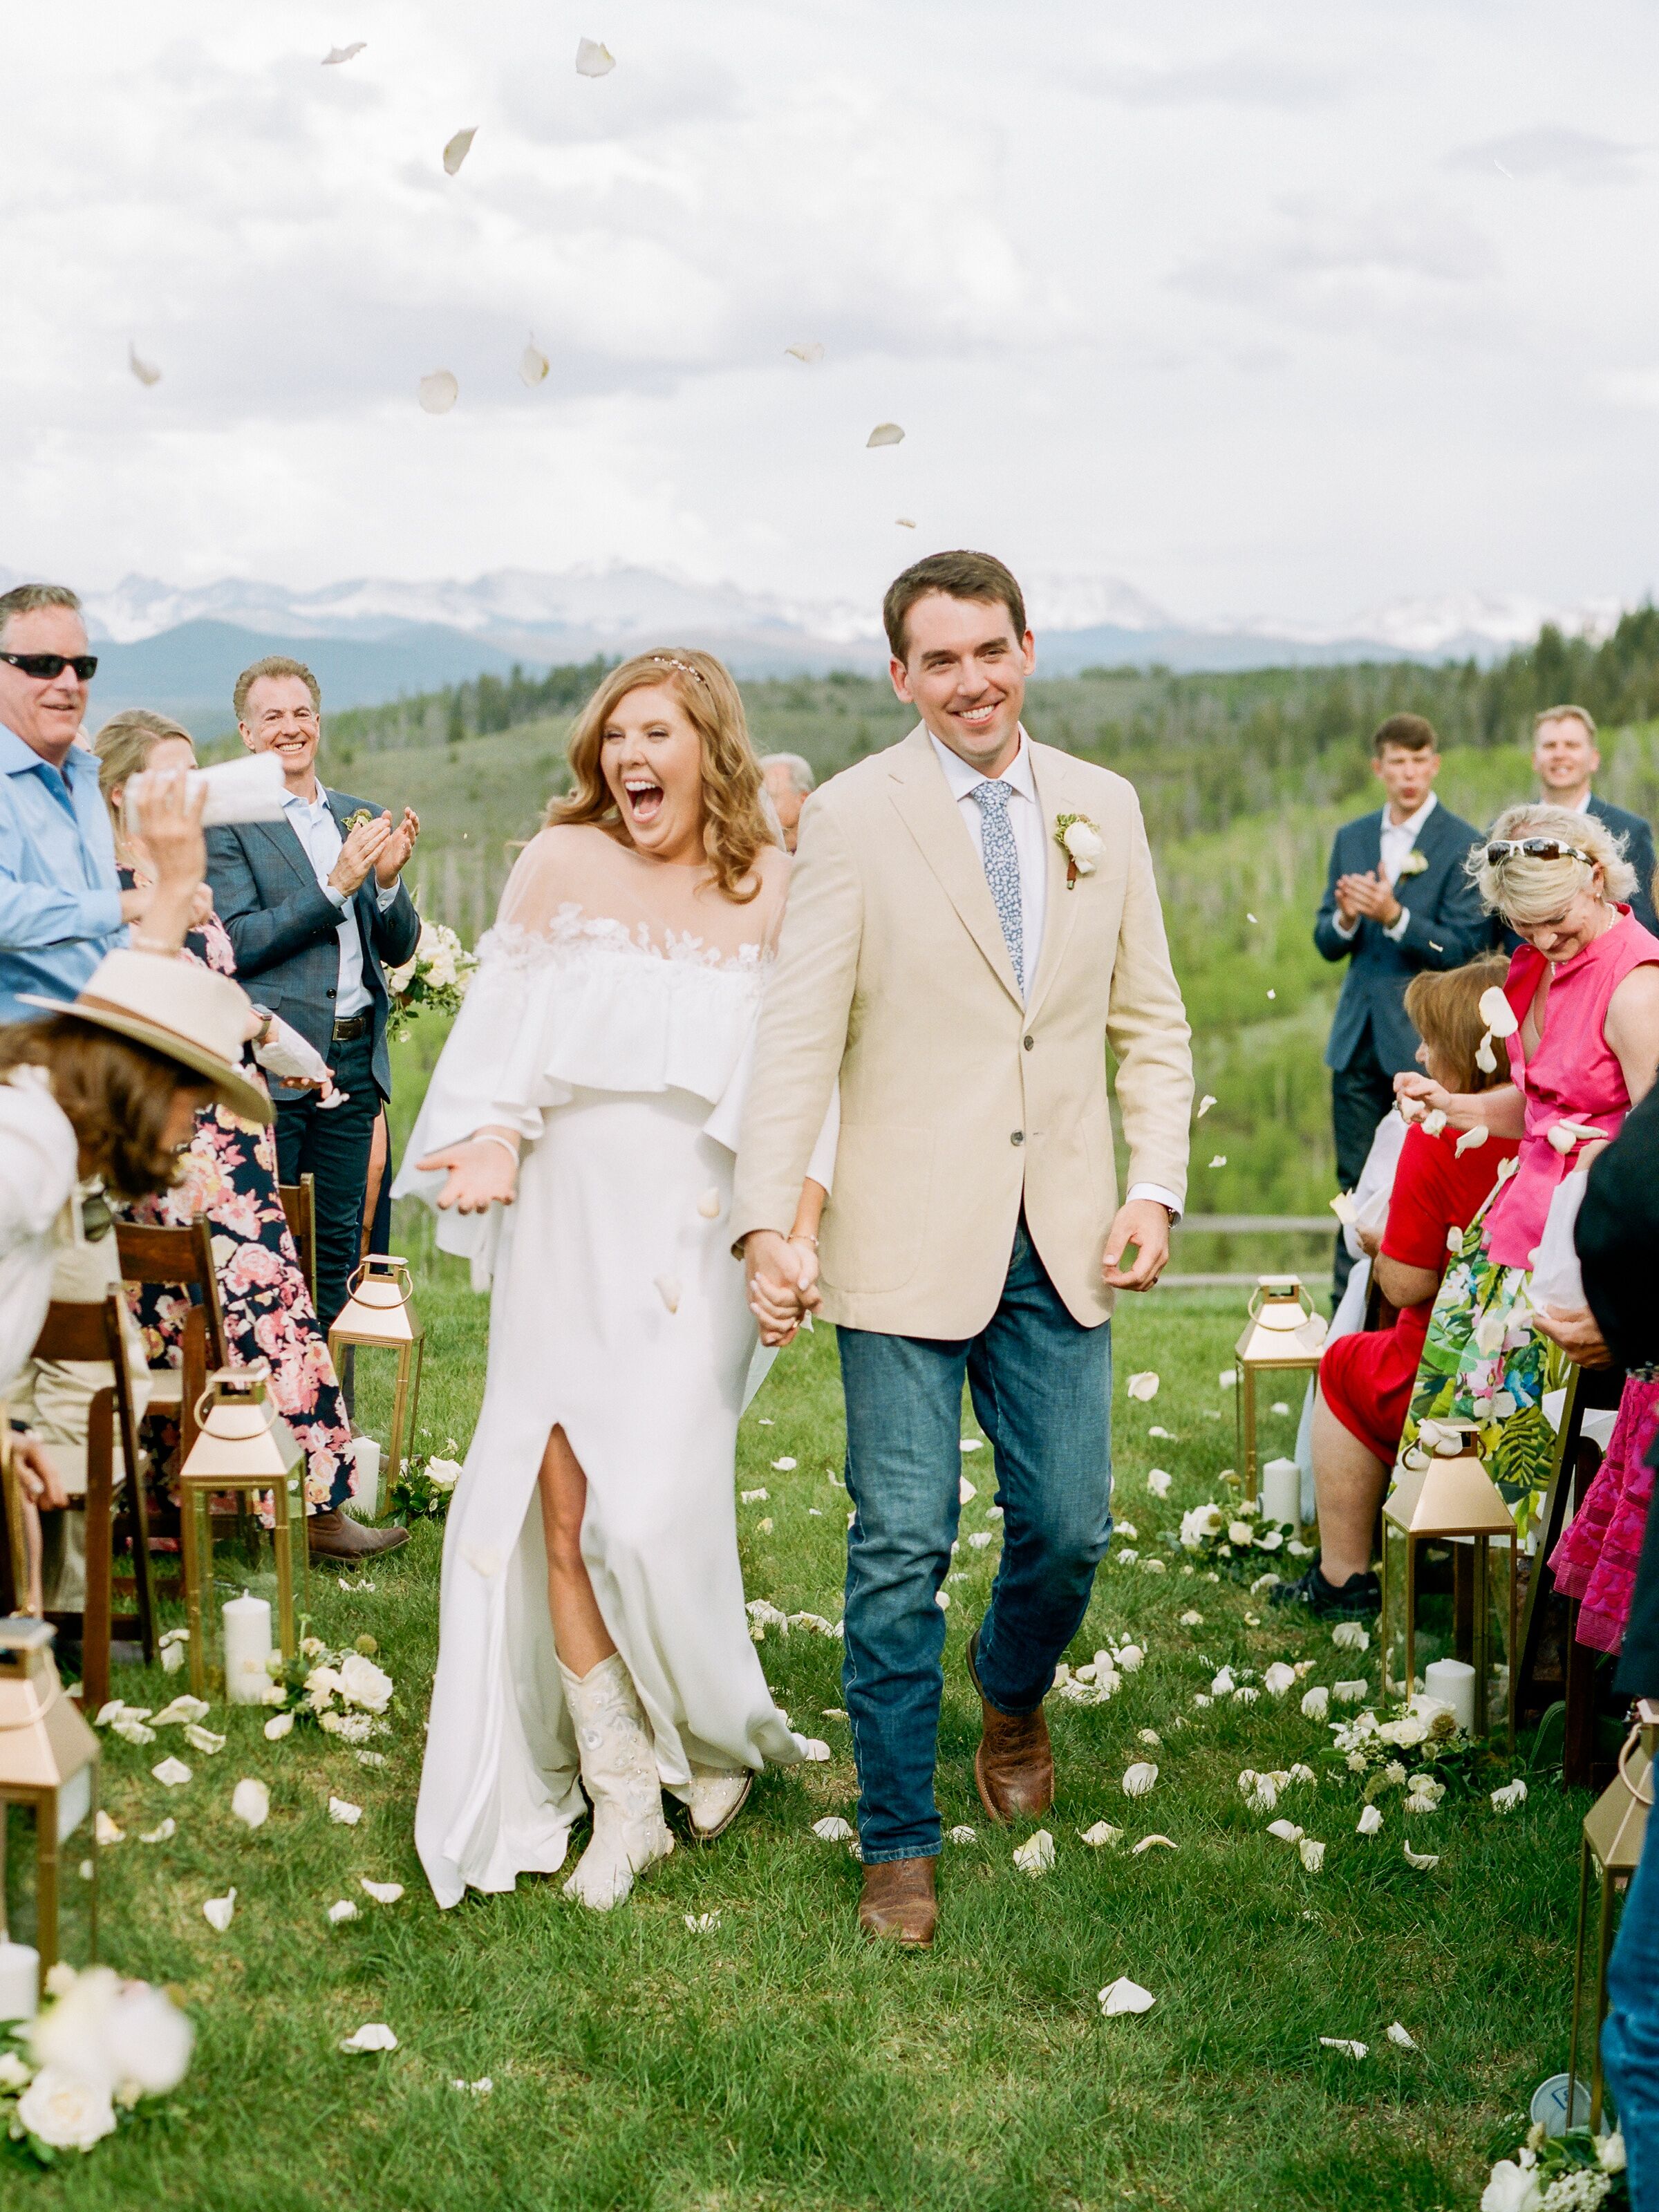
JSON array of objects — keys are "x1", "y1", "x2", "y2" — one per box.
[
  {"x1": 0, "y1": 650, "x2": 99, "y2": 682},
  {"x1": 1485, "y1": 836, "x2": 1593, "y2": 868}
]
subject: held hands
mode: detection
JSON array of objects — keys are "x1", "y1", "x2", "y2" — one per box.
[
  {"x1": 417, "y1": 1134, "x2": 518, "y2": 1213},
  {"x1": 1335, "y1": 865, "x2": 1401, "y2": 930},
  {"x1": 744, "y1": 1230, "x2": 823, "y2": 1347},
  {"x1": 1101, "y1": 1199, "x2": 1171, "y2": 1292},
  {"x1": 375, "y1": 807, "x2": 420, "y2": 888}
]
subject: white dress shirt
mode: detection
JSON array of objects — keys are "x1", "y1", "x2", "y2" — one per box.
[
  {"x1": 1334, "y1": 790, "x2": 1436, "y2": 944},
  {"x1": 928, "y1": 727, "x2": 1182, "y2": 1224},
  {"x1": 280, "y1": 787, "x2": 397, "y2": 1018}
]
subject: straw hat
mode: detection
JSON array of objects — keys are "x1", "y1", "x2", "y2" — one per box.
[{"x1": 21, "y1": 949, "x2": 271, "y2": 1123}]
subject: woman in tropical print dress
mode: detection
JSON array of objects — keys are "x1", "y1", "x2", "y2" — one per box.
[
  {"x1": 1392, "y1": 805, "x2": 1659, "y2": 1540},
  {"x1": 93, "y1": 711, "x2": 357, "y2": 1521}
]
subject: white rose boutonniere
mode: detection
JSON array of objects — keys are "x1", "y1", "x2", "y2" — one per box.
[
  {"x1": 1398, "y1": 848, "x2": 1429, "y2": 879},
  {"x1": 1054, "y1": 812, "x2": 1103, "y2": 889}
]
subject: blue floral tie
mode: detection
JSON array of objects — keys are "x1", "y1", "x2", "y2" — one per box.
[{"x1": 971, "y1": 779, "x2": 1023, "y2": 995}]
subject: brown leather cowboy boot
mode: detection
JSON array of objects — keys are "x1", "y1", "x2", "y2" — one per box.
[
  {"x1": 968, "y1": 1628, "x2": 1054, "y2": 1824},
  {"x1": 858, "y1": 1857, "x2": 937, "y2": 1947}
]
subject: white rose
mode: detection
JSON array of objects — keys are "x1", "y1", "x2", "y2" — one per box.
[
  {"x1": 1479, "y1": 2155, "x2": 1542, "y2": 2212},
  {"x1": 15, "y1": 2065, "x2": 118, "y2": 2152},
  {"x1": 0, "y1": 2051, "x2": 31, "y2": 2088},
  {"x1": 425, "y1": 1456, "x2": 464, "y2": 1492},
  {"x1": 337, "y1": 1651, "x2": 395, "y2": 1714},
  {"x1": 1228, "y1": 1520, "x2": 1253, "y2": 1546},
  {"x1": 1062, "y1": 820, "x2": 1103, "y2": 872},
  {"x1": 384, "y1": 957, "x2": 418, "y2": 995},
  {"x1": 29, "y1": 1965, "x2": 123, "y2": 2092},
  {"x1": 423, "y1": 945, "x2": 458, "y2": 989},
  {"x1": 100, "y1": 1983, "x2": 194, "y2": 2098}
]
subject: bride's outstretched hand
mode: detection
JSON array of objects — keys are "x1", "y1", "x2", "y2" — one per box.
[{"x1": 417, "y1": 1136, "x2": 518, "y2": 1213}]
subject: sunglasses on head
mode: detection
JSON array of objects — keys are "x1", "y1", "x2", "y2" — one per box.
[
  {"x1": 1485, "y1": 836, "x2": 1593, "y2": 868},
  {"x1": 0, "y1": 650, "x2": 98, "y2": 682}
]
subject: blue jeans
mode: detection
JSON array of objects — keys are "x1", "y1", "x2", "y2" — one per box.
[
  {"x1": 836, "y1": 1216, "x2": 1114, "y2": 1864},
  {"x1": 1605, "y1": 1806, "x2": 1659, "y2": 2204}
]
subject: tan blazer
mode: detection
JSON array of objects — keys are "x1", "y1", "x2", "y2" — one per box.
[{"x1": 731, "y1": 725, "x2": 1193, "y2": 1335}]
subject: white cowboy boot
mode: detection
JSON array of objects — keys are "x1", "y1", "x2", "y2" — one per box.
[
  {"x1": 559, "y1": 1654, "x2": 674, "y2": 1911},
  {"x1": 684, "y1": 1767, "x2": 752, "y2": 1841}
]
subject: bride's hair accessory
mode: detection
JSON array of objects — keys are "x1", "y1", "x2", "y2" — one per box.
[{"x1": 650, "y1": 655, "x2": 708, "y2": 687}]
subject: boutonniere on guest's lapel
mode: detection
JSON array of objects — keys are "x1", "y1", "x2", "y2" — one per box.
[
  {"x1": 342, "y1": 808, "x2": 375, "y2": 836},
  {"x1": 1398, "y1": 848, "x2": 1429, "y2": 879},
  {"x1": 1053, "y1": 812, "x2": 1103, "y2": 890}
]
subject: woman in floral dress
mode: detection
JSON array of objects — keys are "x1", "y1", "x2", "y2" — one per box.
[
  {"x1": 1393, "y1": 804, "x2": 1659, "y2": 1539},
  {"x1": 93, "y1": 711, "x2": 359, "y2": 1526}
]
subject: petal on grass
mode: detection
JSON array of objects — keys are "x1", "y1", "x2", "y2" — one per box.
[
  {"x1": 1319, "y1": 2036, "x2": 1367, "y2": 2059},
  {"x1": 329, "y1": 1798, "x2": 363, "y2": 1826},
  {"x1": 231, "y1": 1779, "x2": 269, "y2": 1830},
  {"x1": 151, "y1": 1758, "x2": 192, "y2": 1788},
  {"x1": 1080, "y1": 1821, "x2": 1122, "y2": 1848},
  {"x1": 1387, "y1": 2021, "x2": 1418, "y2": 2050},
  {"x1": 1125, "y1": 1371, "x2": 1159, "y2": 1401},
  {"x1": 811, "y1": 1817, "x2": 855, "y2": 1842},
  {"x1": 1013, "y1": 1828, "x2": 1056, "y2": 1875},
  {"x1": 361, "y1": 1880, "x2": 404, "y2": 1904},
  {"x1": 202, "y1": 1888, "x2": 236, "y2": 1932},
  {"x1": 1121, "y1": 1763, "x2": 1158, "y2": 1798},
  {"x1": 1099, "y1": 1978, "x2": 1156, "y2": 2015},
  {"x1": 328, "y1": 1900, "x2": 359, "y2": 1924},
  {"x1": 339, "y1": 2023, "x2": 397, "y2": 2053}
]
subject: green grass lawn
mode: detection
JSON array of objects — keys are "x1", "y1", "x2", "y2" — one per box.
[{"x1": 32, "y1": 1230, "x2": 1585, "y2": 2212}]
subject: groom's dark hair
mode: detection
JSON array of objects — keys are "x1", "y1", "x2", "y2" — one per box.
[{"x1": 883, "y1": 551, "x2": 1027, "y2": 662}]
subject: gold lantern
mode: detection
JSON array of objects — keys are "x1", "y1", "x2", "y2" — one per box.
[
  {"x1": 1379, "y1": 1423, "x2": 1517, "y2": 1739},
  {"x1": 178, "y1": 1364, "x2": 308, "y2": 1702},
  {"x1": 0, "y1": 1617, "x2": 100, "y2": 2011},
  {"x1": 1567, "y1": 1709, "x2": 1655, "y2": 2131},
  {"x1": 327, "y1": 1255, "x2": 424, "y2": 1517},
  {"x1": 1233, "y1": 1277, "x2": 1327, "y2": 1502}
]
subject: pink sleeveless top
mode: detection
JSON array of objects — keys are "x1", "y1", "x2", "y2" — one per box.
[{"x1": 1483, "y1": 906, "x2": 1659, "y2": 1269}]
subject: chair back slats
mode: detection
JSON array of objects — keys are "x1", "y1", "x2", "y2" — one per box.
[
  {"x1": 278, "y1": 1176, "x2": 318, "y2": 1306},
  {"x1": 115, "y1": 1217, "x2": 229, "y2": 1369}
]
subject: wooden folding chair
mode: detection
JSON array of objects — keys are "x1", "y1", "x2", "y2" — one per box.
[
  {"x1": 0, "y1": 1418, "x2": 30, "y2": 1616},
  {"x1": 33, "y1": 1293, "x2": 154, "y2": 1711},
  {"x1": 278, "y1": 1175, "x2": 318, "y2": 1308},
  {"x1": 115, "y1": 1219, "x2": 229, "y2": 1468}
]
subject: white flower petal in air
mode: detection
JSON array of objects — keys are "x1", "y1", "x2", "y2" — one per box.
[
  {"x1": 202, "y1": 1888, "x2": 236, "y2": 1932},
  {"x1": 1197, "y1": 1095, "x2": 1217, "y2": 1118},
  {"x1": 1219, "y1": 1369, "x2": 1237, "y2": 1389},
  {"x1": 418, "y1": 372, "x2": 458, "y2": 414},
  {"x1": 1126, "y1": 1371, "x2": 1160, "y2": 1402},
  {"x1": 935, "y1": 1588, "x2": 950, "y2": 1609},
  {"x1": 129, "y1": 341, "x2": 162, "y2": 386},
  {"x1": 576, "y1": 37, "x2": 616, "y2": 75},
  {"x1": 1331, "y1": 1622, "x2": 1369, "y2": 1652},
  {"x1": 1080, "y1": 1821, "x2": 1123, "y2": 1848},
  {"x1": 1403, "y1": 1844, "x2": 1439, "y2": 1870},
  {"x1": 866, "y1": 422, "x2": 905, "y2": 447},
  {"x1": 1013, "y1": 1828, "x2": 1055, "y2": 1876},
  {"x1": 1297, "y1": 1838, "x2": 1326, "y2": 1872},
  {"x1": 1122, "y1": 1762, "x2": 1158, "y2": 1798},
  {"x1": 339, "y1": 2023, "x2": 398, "y2": 2054},
  {"x1": 1387, "y1": 2021, "x2": 1418, "y2": 2050},
  {"x1": 139, "y1": 1819, "x2": 176, "y2": 1844},
  {"x1": 896, "y1": 516, "x2": 917, "y2": 528},
  {"x1": 442, "y1": 126, "x2": 477, "y2": 175},
  {"x1": 1131, "y1": 1834, "x2": 1177, "y2": 1854},
  {"x1": 264, "y1": 1711, "x2": 294, "y2": 1741},
  {"x1": 1357, "y1": 1804, "x2": 1383, "y2": 1835},
  {"x1": 1147, "y1": 1468, "x2": 1172, "y2": 1499},
  {"x1": 1491, "y1": 1779, "x2": 1528, "y2": 1814},
  {"x1": 785, "y1": 341, "x2": 825, "y2": 364},
  {"x1": 1454, "y1": 1125, "x2": 1490, "y2": 1156},
  {"x1": 328, "y1": 1797, "x2": 363, "y2": 1826},
  {"x1": 655, "y1": 1274, "x2": 682, "y2": 1313},
  {"x1": 1319, "y1": 2036, "x2": 1367, "y2": 2059},
  {"x1": 946, "y1": 1824, "x2": 977, "y2": 1844},
  {"x1": 696, "y1": 1186, "x2": 721, "y2": 1219},
  {"x1": 151, "y1": 1758, "x2": 191, "y2": 1788},
  {"x1": 324, "y1": 43, "x2": 367, "y2": 64},
  {"x1": 1099, "y1": 1978, "x2": 1156, "y2": 2015},
  {"x1": 811, "y1": 1817, "x2": 855, "y2": 1842},
  {"x1": 328, "y1": 1900, "x2": 359, "y2": 1925},
  {"x1": 1475, "y1": 1036, "x2": 1499, "y2": 1075},
  {"x1": 1421, "y1": 1110, "x2": 1447, "y2": 1136},
  {"x1": 519, "y1": 341, "x2": 550, "y2": 387},
  {"x1": 231, "y1": 1779, "x2": 269, "y2": 1830},
  {"x1": 1479, "y1": 986, "x2": 1519, "y2": 1038}
]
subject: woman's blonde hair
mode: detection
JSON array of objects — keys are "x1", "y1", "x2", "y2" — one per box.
[
  {"x1": 91, "y1": 708, "x2": 196, "y2": 818},
  {"x1": 546, "y1": 650, "x2": 773, "y2": 901},
  {"x1": 1404, "y1": 955, "x2": 1512, "y2": 1094},
  {"x1": 1469, "y1": 800, "x2": 1638, "y2": 927}
]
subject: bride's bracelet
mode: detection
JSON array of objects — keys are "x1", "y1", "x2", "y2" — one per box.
[
  {"x1": 787, "y1": 1232, "x2": 818, "y2": 1248},
  {"x1": 471, "y1": 1132, "x2": 521, "y2": 1167}
]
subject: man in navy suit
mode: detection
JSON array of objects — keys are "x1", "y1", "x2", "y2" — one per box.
[
  {"x1": 207, "y1": 655, "x2": 421, "y2": 1563},
  {"x1": 1531, "y1": 704, "x2": 1658, "y2": 935},
  {"x1": 1314, "y1": 713, "x2": 1492, "y2": 1303}
]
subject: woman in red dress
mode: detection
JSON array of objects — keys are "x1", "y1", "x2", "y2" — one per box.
[{"x1": 1273, "y1": 956, "x2": 1519, "y2": 1620}]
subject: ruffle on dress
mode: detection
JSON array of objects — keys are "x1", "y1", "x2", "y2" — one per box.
[{"x1": 1548, "y1": 1376, "x2": 1659, "y2": 1655}]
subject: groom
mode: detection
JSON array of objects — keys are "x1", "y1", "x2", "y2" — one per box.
[{"x1": 733, "y1": 551, "x2": 1192, "y2": 1947}]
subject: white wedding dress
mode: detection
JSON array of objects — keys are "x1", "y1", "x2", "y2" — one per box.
[{"x1": 395, "y1": 825, "x2": 834, "y2": 1909}]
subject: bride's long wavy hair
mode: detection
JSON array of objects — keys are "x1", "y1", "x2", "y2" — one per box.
[{"x1": 546, "y1": 650, "x2": 774, "y2": 902}]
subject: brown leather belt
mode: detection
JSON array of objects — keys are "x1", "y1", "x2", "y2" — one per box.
[{"x1": 331, "y1": 1014, "x2": 371, "y2": 1042}]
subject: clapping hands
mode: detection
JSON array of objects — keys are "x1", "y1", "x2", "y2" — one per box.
[{"x1": 1335, "y1": 864, "x2": 1401, "y2": 930}]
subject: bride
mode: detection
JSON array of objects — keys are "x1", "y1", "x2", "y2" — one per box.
[{"x1": 397, "y1": 649, "x2": 833, "y2": 1911}]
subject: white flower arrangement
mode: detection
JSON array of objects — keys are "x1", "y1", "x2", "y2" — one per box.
[
  {"x1": 2, "y1": 1965, "x2": 192, "y2": 2165},
  {"x1": 262, "y1": 1623, "x2": 396, "y2": 1735},
  {"x1": 1327, "y1": 1694, "x2": 1486, "y2": 1806},
  {"x1": 1173, "y1": 1492, "x2": 1293, "y2": 1577},
  {"x1": 385, "y1": 919, "x2": 478, "y2": 1040},
  {"x1": 1479, "y1": 2124, "x2": 1627, "y2": 2210}
]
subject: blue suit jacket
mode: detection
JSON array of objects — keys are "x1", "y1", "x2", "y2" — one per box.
[
  {"x1": 1314, "y1": 799, "x2": 1493, "y2": 1074},
  {"x1": 1588, "y1": 794, "x2": 1658, "y2": 937},
  {"x1": 205, "y1": 789, "x2": 420, "y2": 1100}
]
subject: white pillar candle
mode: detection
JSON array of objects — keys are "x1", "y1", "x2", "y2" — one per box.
[
  {"x1": 223, "y1": 1589, "x2": 273, "y2": 1705},
  {"x1": 0, "y1": 1942, "x2": 39, "y2": 2021},
  {"x1": 1262, "y1": 1456, "x2": 1301, "y2": 1530},
  {"x1": 1424, "y1": 1657, "x2": 1477, "y2": 1734},
  {"x1": 350, "y1": 1436, "x2": 382, "y2": 1512}
]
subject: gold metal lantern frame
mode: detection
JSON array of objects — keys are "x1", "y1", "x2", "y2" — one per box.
[
  {"x1": 178, "y1": 1364, "x2": 308, "y2": 1702},
  {"x1": 1380, "y1": 1427, "x2": 1519, "y2": 1742},
  {"x1": 326, "y1": 1255, "x2": 425, "y2": 1518},
  {"x1": 1567, "y1": 1707, "x2": 1655, "y2": 2132},
  {"x1": 0, "y1": 1618, "x2": 100, "y2": 2003},
  {"x1": 1233, "y1": 1277, "x2": 1327, "y2": 1503}
]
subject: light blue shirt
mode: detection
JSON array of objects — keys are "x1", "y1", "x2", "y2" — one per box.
[
  {"x1": 279, "y1": 787, "x2": 397, "y2": 1018},
  {"x1": 0, "y1": 729, "x2": 125, "y2": 1025}
]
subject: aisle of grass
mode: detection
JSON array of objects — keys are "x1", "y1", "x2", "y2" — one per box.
[{"x1": 42, "y1": 1244, "x2": 1584, "y2": 2212}]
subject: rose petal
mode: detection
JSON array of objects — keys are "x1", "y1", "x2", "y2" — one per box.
[
  {"x1": 328, "y1": 1798, "x2": 363, "y2": 1826},
  {"x1": 1357, "y1": 1805, "x2": 1383, "y2": 1835},
  {"x1": 1080, "y1": 1821, "x2": 1122, "y2": 1848},
  {"x1": 1099, "y1": 1977, "x2": 1156, "y2": 2015},
  {"x1": 418, "y1": 371, "x2": 458, "y2": 415},
  {"x1": 1387, "y1": 2021, "x2": 1418, "y2": 2050},
  {"x1": 231, "y1": 1779, "x2": 269, "y2": 1830},
  {"x1": 1319, "y1": 2036, "x2": 1368, "y2": 2059},
  {"x1": 328, "y1": 1900, "x2": 359, "y2": 1924},
  {"x1": 1013, "y1": 1828, "x2": 1056, "y2": 1875},
  {"x1": 1126, "y1": 1371, "x2": 1160, "y2": 1402},
  {"x1": 865, "y1": 422, "x2": 905, "y2": 447},
  {"x1": 575, "y1": 37, "x2": 616, "y2": 75},
  {"x1": 339, "y1": 2023, "x2": 398, "y2": 2053},
  {"x1": 442, "y1": 126, "x2": 477, "y2": 175},
  {"x1": 1121, "y1": 1762, "x2": 1158, "y2": 1798},
  {"x1": 519, "y1": 341, "x2": 550, "y2": 387},
  {"x1": 785, "y1": 341, "x2": 825, "y2": 364},
  {"x1": 202, "y1": 1888, "x2": 236, "y2": 1932},
  {"x1": 151, "y1": 1758, "x2": 192, "y2": 1788},
  {"x1": 360, "y1": 1880, "x2": 404, "y2": 1904},
  {"x1": 811, "y1": 1817, "x2": 854, "y2": 1841}
]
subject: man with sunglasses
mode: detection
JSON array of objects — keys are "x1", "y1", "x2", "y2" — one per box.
[{"x1": 0, "y1": 581, "x2": 198, "y2": 1022}]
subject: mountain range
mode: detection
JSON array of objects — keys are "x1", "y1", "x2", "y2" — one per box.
[{"x1": 0, "y1": 562, "x2": 1621, "y2": 732}]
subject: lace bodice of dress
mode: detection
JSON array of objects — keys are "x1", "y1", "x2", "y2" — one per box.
[{"x1": 491, "y1": 823, "x2": 787, "y2": 971}]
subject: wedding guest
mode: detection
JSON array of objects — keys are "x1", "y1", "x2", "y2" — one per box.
[
  {"x1": 0, "y1": 582, "x2": 202, "y2": 1020},
  {"x1": 1314, "y1": 713, "x2": 1490, "y2": 1303},
  {"x1": 1273, "y1": 957, "x2": 1517, "y2": 1620},
  {"x1": 96, "y1": 711, "x2": 407, "y2": 1566},
  {"x1": 758, "y1": 754, "x2": 816, "y2": 853},
  {"x1": 1531, "y1": 704, "x2": 1657, "y2": 935},
  {"x1": 1394, "y1": 805, "x2": 1659, "y2": 1537},
  {"x1": 205, "y1": 657, "x2": 421, "y2": 1336}
]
